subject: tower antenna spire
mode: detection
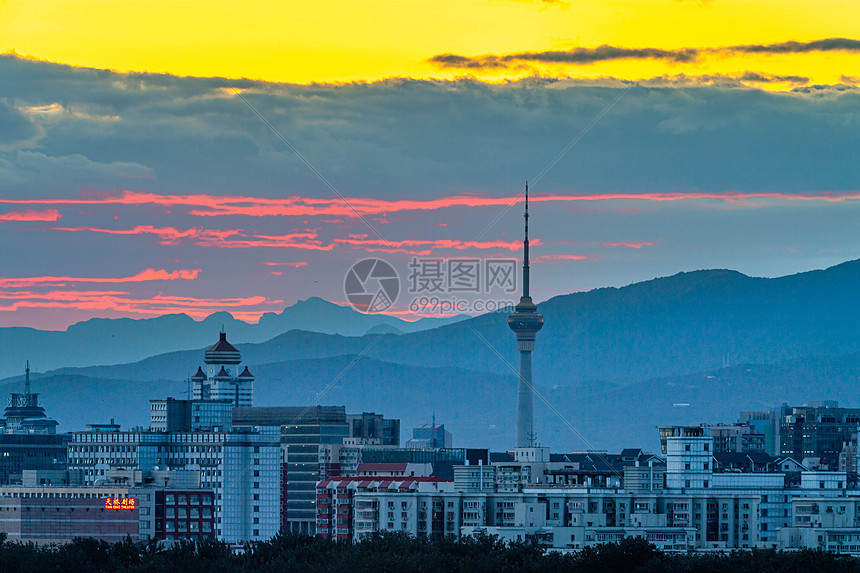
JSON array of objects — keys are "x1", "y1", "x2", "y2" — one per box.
[
  {"x1": 523, "y1": 183, "x2": 530, "y2": 299},
  {"x1": 24, "y1": 360, "x2": 30, "y2": 395}
]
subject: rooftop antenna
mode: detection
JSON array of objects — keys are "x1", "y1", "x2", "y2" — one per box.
[{"x1": 523, "y1": 182, "x2": 530, "y2": 299}]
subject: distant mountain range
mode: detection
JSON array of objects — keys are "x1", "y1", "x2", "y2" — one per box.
[
  {"x1": 3, "y1": 352, "x2": 858, "y2": 453},
  {"x1": 3, "y1": 259, "x2": 859, "y2": 451},
  {"x1": 0, "y1": 297, "x2": 466, "y2": 379}
]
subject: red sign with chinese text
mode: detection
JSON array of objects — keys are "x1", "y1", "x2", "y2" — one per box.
[{"x1": 104, "y1": 497, "x2": 136, "y2": 510}]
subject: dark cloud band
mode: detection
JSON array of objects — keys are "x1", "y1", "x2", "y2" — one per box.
[{"x1": 430, "y1": 37, "x2": 860, "y2": 70}]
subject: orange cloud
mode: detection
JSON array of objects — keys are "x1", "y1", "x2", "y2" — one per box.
[
  {"x1": 0, "y1": 209, "x2": 62, "y2": 222},
  {"x1": 0, "y1": 268, "x2": 200, "y2": 288}
]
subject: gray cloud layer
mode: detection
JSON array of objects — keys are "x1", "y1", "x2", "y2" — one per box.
[
  {"x1": 1, "y1": 55, "x2": 858, "y2": 198},
  {"x1": 0, "y1": 55, "x2": 859, "y2": 328}
]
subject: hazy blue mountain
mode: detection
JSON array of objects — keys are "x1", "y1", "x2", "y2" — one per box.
[
  {"x1": 0, "y1": 358, "x2": 517, "y2": 450},
  {"x1": 0, "y1": 297, "x2": 467, "y2": 378},
  {"x1": 32, "y1": 259, "x2": 860, "y2": 390},
  {"x1": 0, "y1": 374, "x2": 178, "y2": 433},
  {"x1": 4, "y1": 259, "x2": 860, "y2": 452},
  {"x1": 544, "y1": 352, "x2": 860, "y2": 453},
  {"x1": 4, "y1": 352, "x2": 860, "y2": 453}
]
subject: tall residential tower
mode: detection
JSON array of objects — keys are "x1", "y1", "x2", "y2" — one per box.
[{"x1": 507, "y1": 185, "x2": 544, "y2": 448}]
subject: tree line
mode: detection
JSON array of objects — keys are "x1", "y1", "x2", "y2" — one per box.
[{"x1": 0, "y1": 532, "x2": 858, "y2": 573}]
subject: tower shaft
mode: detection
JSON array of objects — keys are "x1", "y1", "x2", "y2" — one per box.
[{"x1": 516, "y1": 348, "x2": 534, "y2": 448}]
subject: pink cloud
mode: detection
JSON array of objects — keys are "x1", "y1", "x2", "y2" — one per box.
[
  {"x1": 50, "y1": 223, "x2": 531, "y2": 255},
  {"x1": 599, "y1": 240, "x2": 660, "y2": 249},
  {"x1": 52, "y1": 225, "x2": 244, "y2": 245},
  {"x1": 534, "y1": 254, "x2": 598, "y2": 263},
  {"x1": 52, "y1": 225, "x2": 331, "y2": 250},
  {"x1": 262, "y1": 262, "x2": 309, "y2": 268},
  {"x1": 213, "y1": 232, "x2": 332, "y2": 250},
  {"x1": 0, "y1": 290, "x2": 282, "y2": 319},
  {"x1": 0, "y1": 268, "x2": 200, "y2": 288},
  {"x1": 0, "y1": 209, "x2": 62, "y2": 222},
  {"x1": 333, "y1": 237, "x2": 534, "y2": 255},
  {"x1": 2, "y1": 188, "x2": 859, "y2": 220}
]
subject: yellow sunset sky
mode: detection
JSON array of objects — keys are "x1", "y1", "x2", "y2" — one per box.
[{"x1": 1, "y1": 0, "x2": 858, "y2": 86}]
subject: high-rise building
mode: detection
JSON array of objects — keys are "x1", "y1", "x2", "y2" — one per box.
[
  {"x1": 778, "y1": 402, "x2": 860, "y2": 468},
  {"x1": 232, "y1": 406, "x2": 400, "y2": 535},
  {"x1": 507, "y1": 185, "x2": 544, "y2": 449},
  {"x1": 66, "y1": 425, "x2": 280, "y2": 544}
]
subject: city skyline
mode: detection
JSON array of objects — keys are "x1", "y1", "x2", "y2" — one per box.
[{"x1": 4, "y1": 0, "x2": 860, "y2": 557}]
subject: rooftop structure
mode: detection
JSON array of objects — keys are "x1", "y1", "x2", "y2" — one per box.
[
  {"x1": 191, "y1": 332, "x2": 254, "y2": 407},
  {"x1": 2, "y1": 362, "x2": 58, "y2": 435},
  {"x1": 406, "y1": 419, "x2": 452, "y2": 450}
]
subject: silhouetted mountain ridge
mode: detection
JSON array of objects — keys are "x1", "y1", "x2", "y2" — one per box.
[{"x1": 0, "y1": 297, "x2": 466, "y2": 378}]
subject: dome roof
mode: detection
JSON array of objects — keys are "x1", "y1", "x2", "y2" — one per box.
[
  {"x1": 191, "y1": 366, "x2": 206, "y2": 381},
  {"x1": 214, "y1": 366, "x2": 231, "y2": 380},
  {"x1": 237, "y1": 366, "x2": 255, "y2": 380},
  {"x1": 204, "y1": 332, "x2": 241, "y2": 365}
]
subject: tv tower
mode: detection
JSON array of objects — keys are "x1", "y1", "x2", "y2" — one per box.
[{"x1": 508, "y1": 184, "x2": 544, "y2": 448}]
